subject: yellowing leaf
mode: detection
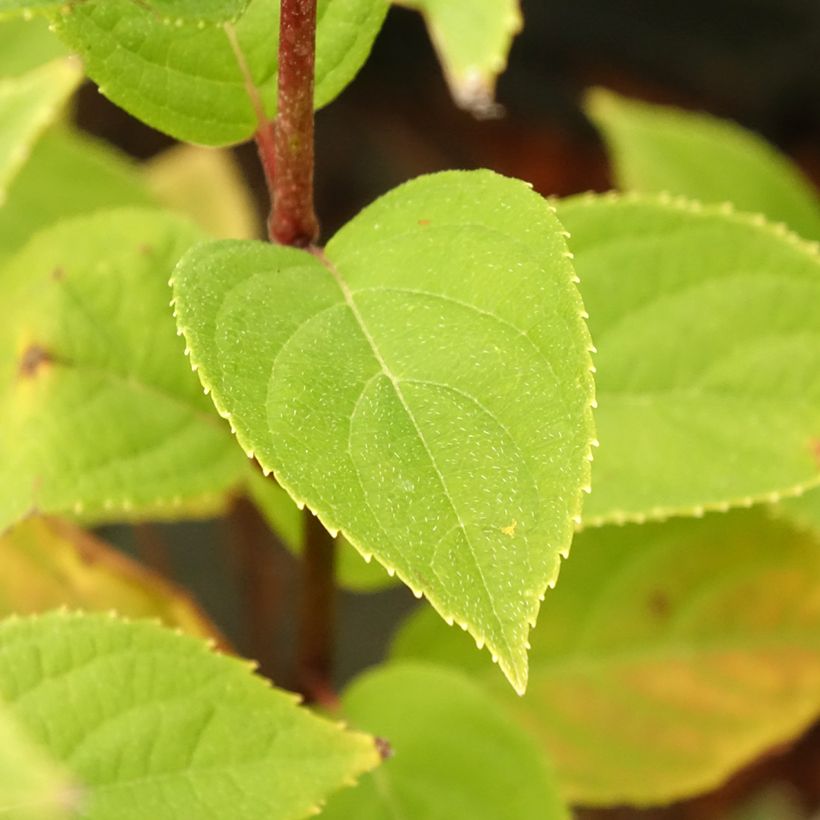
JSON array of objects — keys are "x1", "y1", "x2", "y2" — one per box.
[{"x1": 394, "y1": 510, "x2": 820, "y2": 804}]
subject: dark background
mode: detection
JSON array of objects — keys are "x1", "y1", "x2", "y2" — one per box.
[{"x1": 84, "y1": 1, "x2": 820, "y2": 816}]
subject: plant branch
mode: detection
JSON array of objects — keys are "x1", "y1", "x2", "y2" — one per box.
[
  {"x1": 296, "y1": 512, "x2": 338, "y2": 707},
  {"x1": 269, "y1": 0, "x2": 320, "y2": 246}
]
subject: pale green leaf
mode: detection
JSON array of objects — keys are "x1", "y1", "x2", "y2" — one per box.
[
  {"x1": 776, "y1": 487, "x2": 820, "y2": 539},
  {"x1": 0, "y1": 17, "x2": 68, "y2": 76},
  {"x1": 173, "y1": 170, "x2": 595, "y2": 694},
  {"x1": 248, "y1": 471, "x2": 396, "y2": 592},
  {"x1": 0, "y1": 126, "x2": 154, "y2": 267},
  {"x1": 0, "y1": 701, "x2": 77, "y2": 820},
  {"x1": 0, "y1": 517, "x2": 228, "y2": 646},
  {"x1": 394, "y1": 510, "x2": 820, "y2": 805},
  {"x1": 587, "y1": 88, "x2": 820, "y2": 240},
  {"x1": 0, "y1": 209, "x2": 248, "y2": 533},
  {"x1": 145, "y1": 143, "x2": 261, "y2": 240},
  {"x1": 45, "y1": 0, "x2": 388, "y2": 146},
  {"x1": 321, "y1": 663, "x2": 569, "y2": 820},
  {"x1": 0, "y1": 0, "x2": 249, "y2": 23},
  {"x1": 0, "y1": 611, "x2": 381, "y2": 818},
  {"x1": 397, "y1": 0, "x2": 521, "y2": 117},
  {"x1": 556, "y1": 193, "x2": 820, "y2": 525},
  {"x1": 0, "y1": 57, "x2": 81, "y2": 201}
]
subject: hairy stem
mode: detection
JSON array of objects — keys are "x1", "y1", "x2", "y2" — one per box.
[{"x1": 269, "y1": 0, "x2": 320, "y2": 246}]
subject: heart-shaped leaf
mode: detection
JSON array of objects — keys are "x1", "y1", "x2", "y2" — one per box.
[
  {"x1": 173, "y1": 170, "x2": 596, "y2": 693},
  {"x1": 0, "y1": 611, "x2": 381, "y2": 818}
]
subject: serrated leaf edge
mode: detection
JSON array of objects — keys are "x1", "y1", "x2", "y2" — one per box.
[
  {"x1": 170, "y1": 193, "x2": 597, "y2": 695},
  {"x1": 557, "y1": 190, "x2": 820, "y2": 529}
]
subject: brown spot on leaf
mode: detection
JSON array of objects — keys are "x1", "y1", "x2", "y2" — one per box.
[
  {"x1": 374, "y1": 736, "x2": 394, "y2": 760},
  {"x1": 647, "y1": 590, "x2": 670, "y2": 619},
  {"x1": 139, "y1": 243, "x2": 154, "y2": 256},
  {"x1": 51, "y1": 267, "x2": 65, "y2": 281},
  {"x1": 18, "y1": 345, "x2": 53, "y2": 379},
  {"x1": 418, "y1": 219, "x2": 431, "y2": 227}
]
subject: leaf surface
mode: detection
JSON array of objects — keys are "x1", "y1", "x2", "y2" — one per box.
[
  {"x1": 397, "y1": 0, "x2": 521, "y2": 117},
  {"x1": 173, "y1": 170, "x2": 595, "y2": 693},
  {"x1": 0, "y1": 701, "x2": 76, "y2": 820},
  {"x1": 321, "y1": 663, "x2": 569, "y2": 819},
  {"x1": 587, "y1": 88, "x2": 820, "y2": 240},
  {"x1": 0, "y1": 126, "x2": 154, "y2": 266},
  {"x1": 0, "y1": 611, "x2": 380, "y2": 818},
  {"x1": 556, "y1": 193, "x2": 820, "y2": 525},
  {"x1": 0, "y1": 209, "x2": 247, "y2": 533},
  {"x1": 43, "y1": 0, "x2": 387, "y2": 145},
  {"x1": 394, "y1": 511, "x2": 820, "y2": 804},
  {"x1": 248, "y1": 472, "x2": 396, "y2": 592},
  {"x1": 0, "y1": 517, "x2": 228, "y2": 646},
  {"x1": 0, "y1": 58, "x2": 81, "y2": 201}
]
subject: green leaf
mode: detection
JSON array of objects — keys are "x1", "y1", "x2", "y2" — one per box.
[
  {"x1": 0, "y1": 208, "x2": 247, "y2": 533},
  {"x1": 776, "y1": 487, "x2": 820, "y2": 539},
  {"x1": 556, "y1": 193, "x2": 820, "y2": 525},
  {"x1": 173, "y1": 170, "x2": 595, "y2": 694},
  {"x1": 0, "y1": 57, "x2": 81, "y2": 201},
  {"x1": 321, "y1": 663, "x2": 569, "y2": 820},
  {"x1": 0, "y1": 611, "x2": 381, "y2": 818},
  {"x1": 0, "y1": 17, "x2": 68, "y2": 76},
  {"x1": 394, "y1": 510, "x2": 820, "y2": 805},
  {"x1": 0, "y1": 126, "x2": 154, "y2": 267},
  {"x1": 0, "y1": 0, "x2": 249, "y2": 23},
  {"x1": 145, "y1": 143, "x2": 262, "y2": 240},
  {"x1": 0, "y1": 701, "x2": 77, "y2": 820},
  {"x1": 43, "y1": 0, "x2": 388, "y2": 146},
  {"x1": 587, "y1": 88, "x2": 820, "y2": 241},
  {"x1": 248, "y1": 472, "x2": 396, "y2": 592},
  {"x1": 0, "y1": 517, "x2": 228, "y2": 645},
  {"x1": 397, "y1": 0, "x2": 521, "y2": 117}
]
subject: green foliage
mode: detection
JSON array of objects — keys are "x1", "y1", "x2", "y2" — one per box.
[
  {"x1": 0, "y1": 517, "x2": 226, "y2": 643},
  {"x1": 397, "y1": 0, "x2": 521, "y2": 117},
  {"x1": 555, "y1": 192, "x2": 820, "y2": 525},
  {"x1": 0, "y1": 126, "x2": 153, "y2": 266},
  {"x1": 0, "y1": 57, "x2": 81, "y2": 200},
  {"x1": 173, "y1": 169, "x2": 595, "y2": 694},
  {"x1": 248, "y1": 472, "x2": 395, "y2": 591},
  {"x1": 0, "y1": 17, "x2": 67, "y2": 76},
  {"x1": 394, "y1": 510, "x2": 820, "y2": 805},
  {"x1": 0, "y1": 611, "x2": 380, "y2": 818},
  {"x1": 321, "y1": 663, "x2": 569, "y2": 819},
  {"x1": 28, "y1": 0, "x2": 391, "y2": 145},
  {"x1": 0, "y1": 209, "x2": 248, "y2": 533},
  {"x1": 0, "y1": 701, "x2": 76, "y2": 820},
  {"x1": 587, "y1": 88, "x2": 820, "y2": 240}
]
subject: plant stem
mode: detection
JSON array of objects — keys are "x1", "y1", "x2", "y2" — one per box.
[
  {"x1": 263, "y1": 0, "x2": 335, "y2": 703},
  {"x1": 297, "y1": 512, "x2": 338, "y2": 707},
  {"x1": 269, "y1": 0, "x2": 320, "y2": 246}
]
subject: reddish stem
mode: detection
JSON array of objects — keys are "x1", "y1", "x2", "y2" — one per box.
[{"x1": 269, "y1": 0, "x2": 320, "y2": 246}]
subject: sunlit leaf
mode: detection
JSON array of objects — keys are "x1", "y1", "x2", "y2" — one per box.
[
  {"x1": 173, "y1": 170, "x2": 595, "y2": 693},
  {"x1": 0, "y1": 209, "x2": 247, "y2": 533},
  {"x1": 0, "y1": 611, "x2": 381, "y2": 818},
  {"x1": 556, "y1": 193, "x2": 820, "y2": 525}
]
